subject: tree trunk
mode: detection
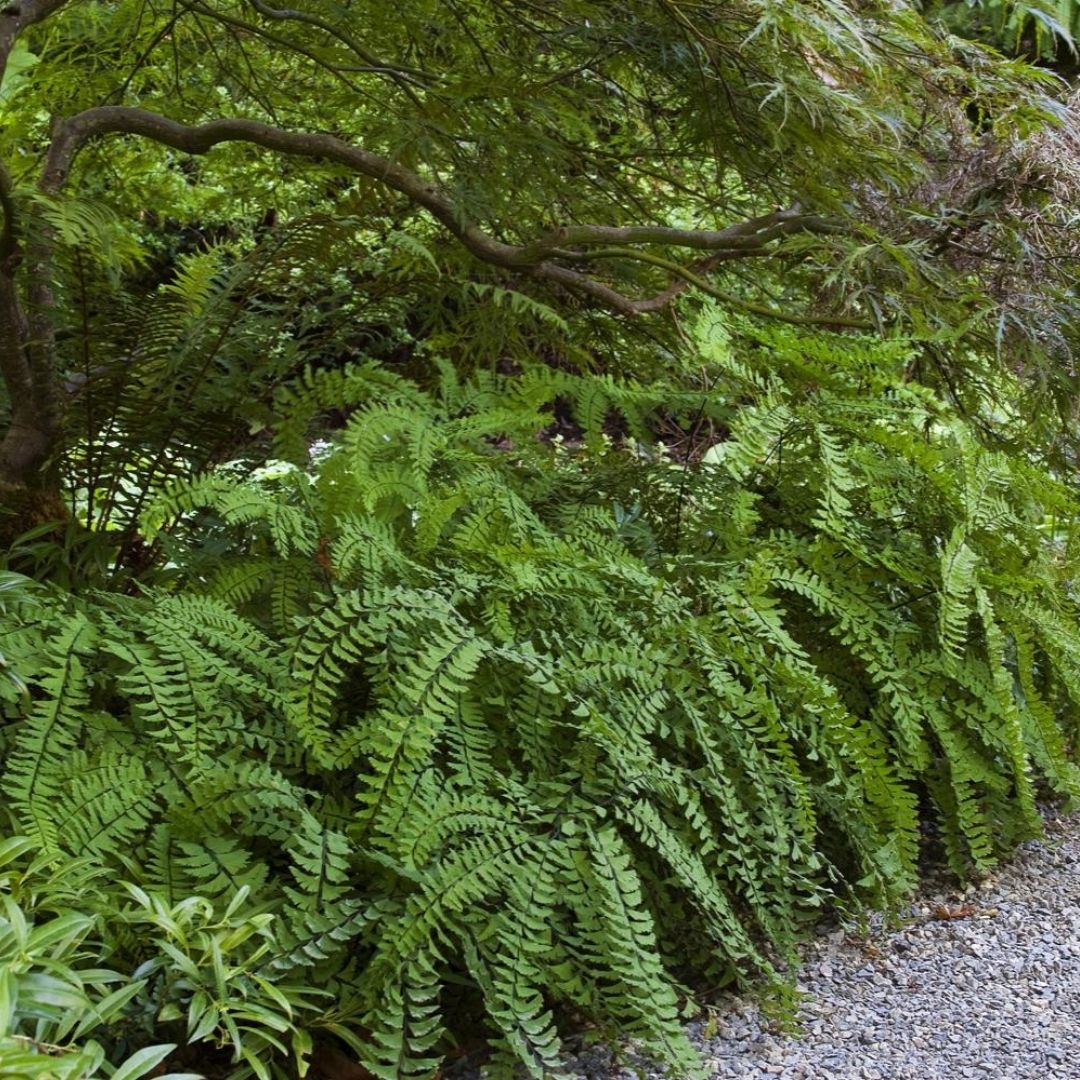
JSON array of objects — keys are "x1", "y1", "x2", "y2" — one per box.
[
  {"x1": 0, "y1": 2, "x2": 72, "y2": 543},
  {"x1": 0, "y1": 254, "x2": 64, "y2": 543}
]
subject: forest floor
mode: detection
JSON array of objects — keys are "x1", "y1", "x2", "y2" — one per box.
[{"x1": 571, "y1": 809, "x2": 1080, "y2": 1079}]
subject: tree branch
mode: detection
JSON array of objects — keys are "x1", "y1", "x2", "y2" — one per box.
[
  {"x1": 42, "y1": 105, "x2": 857, "y2": 322},
  {"x1": 536, "y1": 250, "x2": 871, "y2": 328},
  {"x1": 175, "y1": 0, "x2": 372, "y2": 100},
  {"x1": 0, "y1": 169, "x2": 29, "y2": 403},
  {"x1": 16, "y1": 0, "x2": 70, "y2": 19},
  {"x1": 0, "y1": 0, "x2": 69, "y2": 79},
  {"x1": 41, "y1": 107, "x2": 525, "y2": 262},
  {"x1": 242, "y1": 0, "x2": 435, "y2": 85},
  {"x1": 517, "y1": 208, "x2": 843, "y2": 259}
]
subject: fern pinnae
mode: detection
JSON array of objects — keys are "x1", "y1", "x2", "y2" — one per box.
[
  {"x1": 50, "y1": 750, "x2": 163, "y2": 854},
  {"x1": 352, "y1": 627, "x2": 488, "y2": 837},
  {"x1": 585, "y1": 827, "x2": 705, "y2": 1079},
  {"x1": 7, "y1": 615, "x2": 97, "y2": 849},
  {"x1": 614, "y1": 800, "x2": 763, "y2": 969},
  {"x1": 1012, "y1": 623, "x2": 1080, "y2": 797},
  {"x1": 974, "y1": 587, "x2": 1042, "y2": 835},
  {"x1": 286, "y1": 588, "x2": 378, "y2": 764},
  {"x1": 939, "y1": 526, "x2": 980, "y2": 664}
]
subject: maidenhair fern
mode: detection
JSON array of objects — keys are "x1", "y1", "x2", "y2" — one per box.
[{"x1": 3, "y1": 309, "x2": 1080, "y2": 1077}]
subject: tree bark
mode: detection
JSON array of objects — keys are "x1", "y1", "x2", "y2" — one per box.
[
  {"x1": 0, "y1": 3, "x2": 72, "y2": 511},
  {"x1": 0, "y1": 199, "x2": 63, "y2": 536}
]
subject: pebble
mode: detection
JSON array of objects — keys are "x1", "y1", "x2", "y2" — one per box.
[{"x1": 559, "y1": 808, "x2": 1080, "y2": 1079}]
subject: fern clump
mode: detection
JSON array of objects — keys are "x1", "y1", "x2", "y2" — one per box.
[{"x1": 3, "y1": 312, "x2": 1080, "y2": 1077}]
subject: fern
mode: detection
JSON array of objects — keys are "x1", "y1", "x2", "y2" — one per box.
[
  {"x1": 6, "y1": 615, "x2": 99, "y2": 850},
  {"x1": 5, "y1": 307, "x2": 1080, "y2": 1078}
]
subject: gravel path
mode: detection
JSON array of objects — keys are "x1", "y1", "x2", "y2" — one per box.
[{"x1": 576, "y1": 811, "x2": 1080, "y2": 1080}]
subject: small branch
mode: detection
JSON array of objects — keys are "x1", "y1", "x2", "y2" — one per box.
[
  {"x1": 176, "y1": 0, "x2": 370, "y2": 98},
  {"x1": 7, "y1": 1034, "x2": 77, "y2": 1056},
  {"x1": 17, "y1": 0, "x2": 72, "y2": 20},
  {"x1": 539, "y1": 247, "x2": 872, "y2": 328},
  {"x1": 243, "y1": 0, "x2": 435, "y2": 85}
]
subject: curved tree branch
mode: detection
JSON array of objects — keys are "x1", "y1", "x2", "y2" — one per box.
[
  {"x1": 42, "y1": 105, "x2": 856, "y2": 323},
  {"x1": 0, "y1": 0, "x2": 70, "y2": 79},
  {"x1": 41, "y1": 107, "x2": 526, "y2": 260},
  {"x1": 539, "y1": 251, "x2": 871, "y2": 327},
  {"x1": 0, "y1": 1, "x2": 69, "y2": 43},
  {"x1": 517, "y1": 209, "x2": 844, "y2": 259}
]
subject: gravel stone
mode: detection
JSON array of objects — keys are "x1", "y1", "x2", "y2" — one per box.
[{"x1": 571, "y1": 808, "x2": 1080, "y2": 1078}]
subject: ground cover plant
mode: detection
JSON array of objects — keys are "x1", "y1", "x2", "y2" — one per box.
[
  {"x1": 6, "y1": 309, "x2": 1080, "y2": 1077},
  {"x1": 3, "y1": 2, "x2": 1080, "y2": 1078}
]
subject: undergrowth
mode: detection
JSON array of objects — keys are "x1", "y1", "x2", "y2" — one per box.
[{"x1": 2, "y1": 310, "x2": 1079, "y2": 1078}]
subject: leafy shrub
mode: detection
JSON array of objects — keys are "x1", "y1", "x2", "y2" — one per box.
[
  {"x1": 0, "y1": 834, "x2": 324, "y2": 1080},
  {"x1": 0, "y1": 836, "x2": 185, "y2": 1080},
  {"x1": 2, "y1": 313, "x2": 1079, "y2": 1077}
]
